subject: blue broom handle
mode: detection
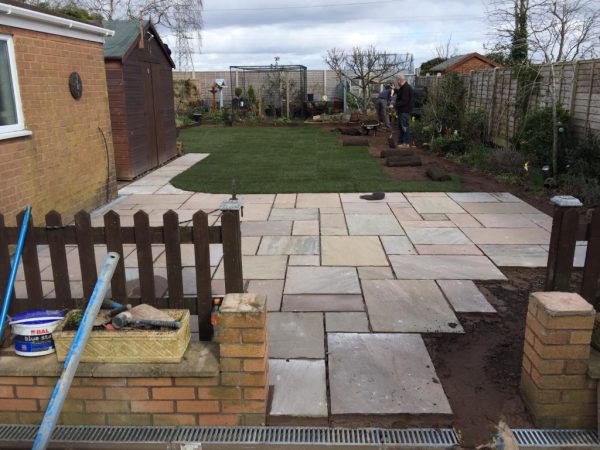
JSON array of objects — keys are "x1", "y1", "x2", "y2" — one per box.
[
  {"x1": 0, "y1": 205, "x2": 32, "y2": 341},
  {"x1": 32, "y1": 252, "x2": 120, "y2": 450}
]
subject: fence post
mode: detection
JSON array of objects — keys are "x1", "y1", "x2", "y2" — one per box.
[
  {"x1": 220, "y1": 197, "x2": 244, "y2": 294},
  {"x1": 545, "y1": 195, "x2": 582, "y2": 292},
  {"x1": 581, "y1": 208, "x2": 600, "y2": 307}
]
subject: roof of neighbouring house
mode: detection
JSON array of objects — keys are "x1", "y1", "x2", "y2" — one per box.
[
  {"x1": 102, "y1": 19, "x2": 175, "y2": 68},
  {"x1": 428, "y1": 52, "x2": 501, "y2": 73}
]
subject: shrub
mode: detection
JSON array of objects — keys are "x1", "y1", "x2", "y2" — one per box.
[
  {"x1": 430, "y1": 135, "x2": 467, "y2": 155},
  {"x1": 517, "y1": 104, "x2": 570, "y2": 168},
  {"x1": 488, "y1": 147, "x2": 528, "y2": 176},
  {"x1": 566, "y1": 129, "x2": 600, "y2": 179},
  {"x1": 560, "y1": 174, "x2": 600, "y2": 207},
  {"x1": 462, "y1": 109, "x2": 487, "y2": 146}
]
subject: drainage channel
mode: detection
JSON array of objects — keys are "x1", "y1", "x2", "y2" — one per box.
[{"x1": 0, "y1": 425, "x2": 597, "y2": 449}]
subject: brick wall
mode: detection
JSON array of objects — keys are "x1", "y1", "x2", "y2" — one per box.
[
  {"x1": 0, "y1": 293, "x2": 268, "y2": 426},
  {"x1": 520, "y1": 291, "x2": 597, "y2": 428},
  {"x1": 0, "y1": 26, "x2": 116, "y2": 225}
]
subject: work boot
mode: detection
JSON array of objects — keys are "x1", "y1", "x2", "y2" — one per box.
[{"x1": 397, "y1": 143, "x2": 409, "y2": 148}]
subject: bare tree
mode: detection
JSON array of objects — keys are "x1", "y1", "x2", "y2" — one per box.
[
  {"x1": 435, "y1": 34, "x2": 458, "y2": 59},
  {"x1": 324, "y1": 46, "x2": 413, "y2": 113},
  {"x1": 487, "y1": 0, "x2": 600, "y2": 64},
  {"x1": 25, "y1": 0, "x2": 203, "y2": 71}
]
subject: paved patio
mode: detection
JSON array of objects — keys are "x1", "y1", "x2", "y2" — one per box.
[{"x1": 14, "y1": 154, "x2": 587, "y2": 420}]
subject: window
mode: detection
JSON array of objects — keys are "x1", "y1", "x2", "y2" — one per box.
[{"x1": 0, "y1": 35, "x2": 26, "y2": 137}]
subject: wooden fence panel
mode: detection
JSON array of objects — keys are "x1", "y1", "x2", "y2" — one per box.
[
  {"x1": 104, "y1": 210, "x2": 127, "y2": 302},
  {"x1": 581, "y1": 209, "x2": 600, "y2": 306},
  {"x1": 45, "y1": 211, "x2": 71, "y2": 308},
  {"x1": 221, "y1": 210, "x2": 244, "y2": 294},
  {"x1": 134, "y1": 211, "x2": 156, "y2": 303},
  {"x1": 0, "y1": 214, "x2": 14, "y2": 302},
  {"x1": 18, "y1": 210, "x2": 43, "y2": 303},
  {"x1": 75, "y1": 210, "x2": 98, "y2": 300},
  {"x1": 163, "y1": 210, "x2": 184, "y2": 308},
  {"x1": 193, "y1": 211, "x2": 213, "y2": 341}
]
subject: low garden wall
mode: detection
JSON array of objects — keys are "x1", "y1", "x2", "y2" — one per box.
[{"x1": 0, "y1": 293, "x2": 268, "y2": 427}]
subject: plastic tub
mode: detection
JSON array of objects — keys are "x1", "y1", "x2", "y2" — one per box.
[{"x1": 9, "y1": 310, "x2": 66, "y2": 357}]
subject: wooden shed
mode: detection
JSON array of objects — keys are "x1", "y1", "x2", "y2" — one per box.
[{"x1": 103, "y1": 20, "x2": 177, "y2": 180}]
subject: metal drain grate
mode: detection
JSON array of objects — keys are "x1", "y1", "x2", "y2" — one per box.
[
  {"x1": 0, "y1": 425, "x2": 458, "y2": 447},
  {"x1": 513, "y1": 429, "x2": 600, "y2": 447}
]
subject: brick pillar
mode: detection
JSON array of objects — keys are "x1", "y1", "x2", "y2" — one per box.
[
  {"x1": 218, "y1": 293, "x2": 268, "y2": 426},
  {"x1": 520, "y1": 291, "x2": 597, "y2": 428}
]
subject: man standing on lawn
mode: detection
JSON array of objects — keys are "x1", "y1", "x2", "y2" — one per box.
[
  {"x1": 395, "y1": 75, "x2": 413, "y2": 147},
  {"x1": 376, "y1": 82, "x2": 394, "y2": 139}
]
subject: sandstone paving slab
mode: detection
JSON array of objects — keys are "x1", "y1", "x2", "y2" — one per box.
[
  {"x1": 119, "y1": 194, "x2": 193, "y2": 207},
  {"x1": 480, "y1": 245, "x2": 548, "y2": 267},
  {"x1": 380, "y1": 236, "x2": 416, "y2": 255},
  {"x1": 258, "y1": 236, "x2": 319, "y2": 255},
  {"x1": 241, "y1": 221, "x2": 292, "y2": 236},
  {"x1": 491, "y1": 192, "x2": 523, "y2": 202},
  {"x1": 446, "y1": 213, "x2": 482, "y2": 228},
  {"x1": 400, "y1": 220, "x2": 456, "y2": 228},
  {"x1": 415, "y1": 245, "x2": 483, "y2": 255},
  {"x1": 288, "y1": 255, "x2": 320, "y2": 266},
  {"x1": 118, "y1": 185, "x2": 159, "y2": 195},
  {"x1": 240, "y1": 204, "x2": 272, "y2": 221},
  {"x1": 269, "y1": 359, "x2": 328, "y2": 417},
  {"x1": 343, "y1": 203, "x2": 392, "y2": 215},
  {"x1": 213, "y1": 255, "x2": 287, "y2": 280},
  {"x1": 405, "y1": 228, "x2": 471, "y2": 245},
  {"x1": 390, "y1": 255, "x2": 506, "y2": 280},
  {"x1": 362, "y1": 280, "x2": 463, "y2": 333},
  {"x1": 242, "y1": 237, "x2": 261, "y2": 255},
  {"x1": 463, "y1": 227, "x2": 550, "y2": 245},
  {"x1": 292, "y1": 220, "x2": 319, "y2": 235},
  {"x1": 296, "y1": 193, "x2": 341, "y2": 208},
  {"x1": 274, "y1": 193, "x2": 296, "y2": 208},
  {"x1": 282, "y1": 295, "x2": 364, "y2": 311},
  {"x1": 154, "y1": 243, "x2": 222, "y2": 267},
  {"x1": 284, "y1": 267, "x2": 361, "y2": 294},
  {"x1": 357, "y1": 266, "x2": 395, "y2": 280},
  {"x1": 179, "y1": 193, "x2": 227, "y2": 210},
  {"x1": 320, "y1": 207, "x2": 343, "y2": 214},
  {"x1": 321, "y1": 236, "x2": 388, "y2": 266},
  {"x1": 325, "y1": 312, "x2": 370, "y2": 332},
  {"x1": 408, "y1": 197, "x2": 465, "y2": 214},
  {"x1": 391, "y1": 206, "x2": 422, "y2": 221},
  {"x1": 404, "y1": 192, "x2": 448, "y2": 197},
  {"x1": 346, "y1": 214, "x2": 403, "y2": 236},
  {"x1": 448, "y1": 192, "x2": 499, "y2": 203},
  {"x1": 268, "y1": 312, "x2": 324, "y2": 358},
  {"x1": 437, "y1": 280, "x2": 496, "y2": 313},
  {"x1": 328, "y1": 333, "x2": 452, "y2": 415},
  {"x1": 155, "y1": 184, "x2": 191, "y2": 195},
  {"x1": 237, "y1": 194, "x2": 276, "y2": 204},
  {"x1": 270, "y1": 208, "x2": 318, "y2": 221},
  {"x1": 247, "y1": 280, "x2": 285, "y2": 311},
  {"x1": 339, "y1": 192, "x2": 407, "y2": 203},
  {"x1": 523, "y1": 213, "x2": 553, "y2": 232},
  {"x1": 320, "y1": 214, "x2": 348, "y2": 236},
  {"x1": 420, "y1": 213, "x2": 448, "y2": 221},
  {"x1": 127, "y1": 176, "x2": 173, "y2": 186},
  {"x1": 473, "y1": 213, "x2": 538, "y2": 228},
  {"x1": 459, "y1": 202, "x2": 541, "y2": 214}
]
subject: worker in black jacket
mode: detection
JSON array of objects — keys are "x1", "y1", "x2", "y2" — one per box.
[{"x1": 394, "y1": 75, "x2": 414, "y2": 147}]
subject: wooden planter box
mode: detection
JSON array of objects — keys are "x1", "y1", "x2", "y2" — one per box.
[{"x1": 52, "y1": 310, "x2": 191, "y2": 364}]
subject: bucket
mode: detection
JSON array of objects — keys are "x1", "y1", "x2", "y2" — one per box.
[{"x1": 9, "y1": 310, "x2": 66, "y2": 357}]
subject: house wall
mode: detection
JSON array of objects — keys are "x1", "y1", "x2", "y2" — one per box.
[{"x1": 0, "y1": 25, "x2": 116, "y2": 225}]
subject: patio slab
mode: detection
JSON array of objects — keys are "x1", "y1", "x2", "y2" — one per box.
[
  {"x1": 448, "y1": 192, "x2": 499, "y2": 203},
  {"x1": 321, "y1": 236, "x2": 388, "y2": 266},
  {"x1": 288, "y1": 255, "x2": 320, "y2": 266},
  {"x1": 357, "y1": 266, "x2": 395, "y2": 280},
  {"x1": 473, "y1": 213, "x2": 538, "y2": 228},
  {"x1": 346, "y1": 215, "x2": 403, "y2": 235},
  {"x1": 479, "y1": 244, "x2": 548, "y2": 267},
  {"x1": 269, "y1": 359, "x2": 328, "y2": 417},
  {"x1": 340, "y1": 192, "x2": 407, "y2": 203},
  {"x1": 437, "y1": 280, "x2": 496, "y2": 313},
  {"x1": 292, "y1": 220, "x2": 319, "y2": 235},
  {"x1": 380, "y1": 236, "x2": 416, "y2": 254},
  {"x1": 296, "y1": 193, "x2": 341, "y2": 208},
  {"x1": 415, "y1": 244, "x2": 482, "y2": 255},
  {"x1": 213, "y1": 255, "x2": 287, "y2": 279},
  {"x1": 246, "y1": 280, "x2": 285, "y2": 312},
  {"x1": 268, "y1": 312, "x2": 324, "y2": 358},
  {"x1": 284, "y1": 266, "x2": 361, "y2": 294},
  {"x1": 343, "y1": 203, "x2": 392, "y2": 215},
  {"x1": 362, "y1": 280, "x2": 463, "y2": 333},
  {"x1": 241, "y1": 221, "x2": 292, "y2": 236},
  {"x1": 405, "y1": 228, "x2": 471, "y2": 245},
  {"x1": 258, "y1": 236, "x2": 319, "y2": 255},
  {"x1": 270, "y1": 208, "x2": 319, "y2": 221},
  {"x1": 325, "y1": 312, "x2": 370, "y2": 332},
  {"x1": 408, "y1": 197, "x2": 465, "y2": 214},
  {"x1": 463, "y1": 227, "x2": 550, "y2": 245},
  {"x1": 391, "y1": 206, "x2": 422, "y2": 221},
  {"x1": 328, "y1": 333, "x2": 452, "y2": 415},
  {"x1": 320, "y1": 214, "x2": 347, "y2": 236},
  {"x1": 282, "y1": 295, "x2": 364, "y2": 311},
  {"x1": 390, "y1": 255, "x2": 506, "y2": 280},
  {"x1": 459, "y1": 202, "x2": 541, "y2": 214}
]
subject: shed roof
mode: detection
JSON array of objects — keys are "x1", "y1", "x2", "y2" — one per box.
[
  {"x1": 428, "y1": 52, "x2": 501, "y2": 73},
  {"x1": 102, "y1": 19, "x2": 175, "y2": 68}
]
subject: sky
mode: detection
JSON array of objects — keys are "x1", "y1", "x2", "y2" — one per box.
[{"x1": 164, "y1": 0, "x2": 492, "y2": 72}]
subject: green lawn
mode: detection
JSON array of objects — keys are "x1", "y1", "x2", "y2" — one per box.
[{"x1": 171, "y1": 126, "x2": 462, "y2": 193}]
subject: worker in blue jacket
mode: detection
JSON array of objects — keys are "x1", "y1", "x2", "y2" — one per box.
[{"x1": 376, "y1": 82, "x2": 394, "y2": 138}]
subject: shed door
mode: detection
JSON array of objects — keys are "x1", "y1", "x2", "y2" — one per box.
[
  {"x1": 142, "y1": 62, "x2": 159, "y2": 168},
  {"x1": 151, "y1": 64, "x2": 167, "y2": 165}
]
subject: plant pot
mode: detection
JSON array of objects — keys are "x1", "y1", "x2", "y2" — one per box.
[{"x1": 192, "y1": 113, "x2": 202, "y2": 124}]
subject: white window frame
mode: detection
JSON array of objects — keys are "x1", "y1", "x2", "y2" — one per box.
[{"x1": 0, "y1": 34, "x2": 29, "y2": 139}]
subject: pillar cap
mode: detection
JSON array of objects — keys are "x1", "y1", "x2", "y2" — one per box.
[{"x1": 530, "y1": 291, "x2": 594, "y2": 316}]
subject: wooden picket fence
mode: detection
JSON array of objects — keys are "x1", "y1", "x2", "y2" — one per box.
[
  {"x1": 545, "y1": 204, "x2": 600, "y2": 307},
  {"x1": 0, "y1": 208, "x2": 243, "y2": 340}
]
